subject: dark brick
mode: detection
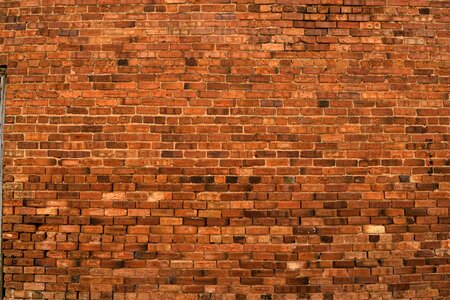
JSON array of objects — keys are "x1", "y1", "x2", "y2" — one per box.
[
  {"x1": 416, "y1": 183, "x2": 438, "y2": 191},
  {"x1": 318, "y1": 100, "x2": 329, "y2": 107},
  {"x1": 369, "y1": 235, "x2": 380, "y2": 242},
  {"x1": 399, "y1": 175, "x2": 410, "y2": 183},
  {"x1": 320, "y1": 236, "x2": 333, "y2": 243},
  {"x1": 117, "y1": 59, "x2": 129, "y2": 66},
  {"x1": 249, "y1": 176, "x2": 261, "y2": 184},
  {"x1": 226, "y1": 176, "x2": 238, "y2": 183},
  {"x1": 185, "y1": 57, "x2": 198, "y2": 66}
]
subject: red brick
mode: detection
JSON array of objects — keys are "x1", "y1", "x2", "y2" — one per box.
[{"x1": 1, "y1": 1, "x2": 448, "y2": 299}]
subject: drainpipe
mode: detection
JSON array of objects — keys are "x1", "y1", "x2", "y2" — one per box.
[{"x1": 0, "y1": 65, "x2": 7, "y2": 299}]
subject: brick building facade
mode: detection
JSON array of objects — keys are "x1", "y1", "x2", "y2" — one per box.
[{"x1": 0, "y1": 0, "x2": 449, "y2": 299}]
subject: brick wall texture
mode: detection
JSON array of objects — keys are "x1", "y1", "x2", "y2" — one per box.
[{"x1": 0, "y1": 0, "x2": 449, "y2": 299}]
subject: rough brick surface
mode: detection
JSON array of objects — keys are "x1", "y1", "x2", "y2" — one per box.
[{"x1": 0, "y1": 0, "x2": 449, "y2": 299}]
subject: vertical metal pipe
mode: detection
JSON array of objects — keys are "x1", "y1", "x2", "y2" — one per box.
[{"x1": 0, "y1": 66, "x2": 7, "y2": 299}]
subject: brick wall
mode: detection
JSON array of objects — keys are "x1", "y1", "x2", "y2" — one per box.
[{"x1": 1, "y1": 0, "x2": 449, "y2": 299}]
